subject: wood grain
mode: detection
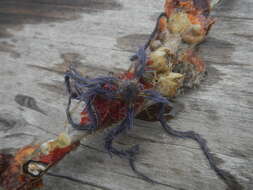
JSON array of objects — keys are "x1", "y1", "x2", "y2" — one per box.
[{"x1": 0, "y1": 0, "x2": 252, "y2": 190}]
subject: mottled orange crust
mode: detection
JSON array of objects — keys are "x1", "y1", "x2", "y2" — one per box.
[
  {"x1": 39, "y1": 142, "x2": 79, "y2": 164},
  {"x1": 0, "y1": 154, "x2": 12, "y2": 174},
  {"x1": 182, "y1": 50, "x2": 205, "y2": 72},
  {"x1": 14, "y1": 146, "x2": 39, "y2": 165},
  {"x1": 0, "y1": 143, "x2": 80, "y2": 190},
  {"x1": 165, "y1": 0, "x2": 176, "y2": 17},
  {"x1": 0, "y1": 145, "x2": 43, "y2": 190},
  {"x1": 164, "y1": 0, "x2": 215, "y2": 37},
  {"x1": 159, "y1": 17, "x2": 168, "y2": 32}
]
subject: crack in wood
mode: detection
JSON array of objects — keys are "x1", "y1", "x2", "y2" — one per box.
[
  {"x1": 112, "y1": 171, "x2": 187, "y2": 190},
  {"x1": 0, "y1": 0, "x2": 123, "y2": 39},
  {"x1": 46, "y1": 172, "x2": 113, "y2": 190}
]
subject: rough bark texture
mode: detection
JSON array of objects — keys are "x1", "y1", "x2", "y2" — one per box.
[{"x1": 0, "y1": 0, "x2": 252, "y2": 190}]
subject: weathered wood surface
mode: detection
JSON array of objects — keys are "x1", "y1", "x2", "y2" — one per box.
[{"x1": 0, "y1": 0, "x2": 252, "y2": 189}]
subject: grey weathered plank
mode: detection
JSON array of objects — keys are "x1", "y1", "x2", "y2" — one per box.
[{"x1": 0, "y1": 0, "x2": 252, "y2": 190}]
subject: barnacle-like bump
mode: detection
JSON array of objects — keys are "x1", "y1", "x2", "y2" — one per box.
[
  {"x1": 156, "y1": 72, "x2": 184, "y2": 97},
  {"x1": 41, "y1": 132, "x2": 71, "y2": 155},
  {"x1": 149, "y1": 47, "x2": 171, "y2": 73},
  {"x1": 150, "y1": 40, "x2": 162, "y2": 51},
  {"x1": 182, "y1": 24, "x2": 205, "y2": 44},
  {"x1": 23, "y1": 160, "x2": 48, "y2": 177},
  {"x1": 167, "y1": 12, "x2": 192, "y2": 34}
]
